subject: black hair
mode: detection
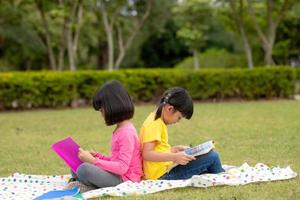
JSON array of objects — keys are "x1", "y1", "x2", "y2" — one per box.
[
  {"x1": 92, "y1": 80, "x2": 134, "y2": 126},
  {"x1": 155, "y1": 87, "x2": 193, "y2": 120}
]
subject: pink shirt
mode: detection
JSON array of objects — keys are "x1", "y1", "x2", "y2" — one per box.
[{"x1": 93, "y1": 123, "x2": 143, "y2": 182}]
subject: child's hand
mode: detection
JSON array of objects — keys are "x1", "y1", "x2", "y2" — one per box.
[
  {"x1": 173, "y1": 153, "x2": 195, "y2": 165},
  {"x1": 89, "y1": 150, "x2": 98, "y2": 157},
  {"x1": 78, "y1": 148, "x2": 96, "y2": 164},
  {"x1": 171, "y1": 145, "x2": 190, "y2": 153}
]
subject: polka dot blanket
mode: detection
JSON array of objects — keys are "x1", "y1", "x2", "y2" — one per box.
[{"x1": 0, "y1": 163, "x2": 297, "y2": 200}]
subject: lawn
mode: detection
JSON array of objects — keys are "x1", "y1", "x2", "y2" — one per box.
[{"x1": 0, "y1": 100, "x2": 299, "y2": 199}]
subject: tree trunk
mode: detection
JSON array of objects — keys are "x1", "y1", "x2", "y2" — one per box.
[
  {"x1": 25, "y1": 60, "x2": 32, "y2": 71},
  {"x1": 265, "y1": 0, "x2": 275, "y2": 65},
  {"x1": 115, "y1": 26, "x2": 125, "y2": 69},
  {"x1": 114, "y1": 0, "x2": 154, "y2": 69},
  {"x1": 263, "y1": 43, "x2": 274, "y2": 66},
  {"x1": 100, "y1": 0, "x2": 114, "y2": 71},
  {"x1": 193, "y1": 49, "x2": 200, "y2": 69},
  {"x1": 72, "y1": 0, "x2": 83, "y2": 67},
  {"x1": 66, "y1": 19, "x2": 76, "y2": 71},
  {"x1": 247, "y1": 0, "x2": 290, "y2": 66},
  {"x1": 242, "y1": 32, "x2": 254, "y2": 69},
  {"x1": 66, "y1": 0, "x2": 80, "y2": 71},
  {"x1": 58, "y1": 0, "x2": 67, "y2": 71},
  {"x1": 232, "y1": 0, "x2": 253, "y2": 69},
  {"x1": 58, "y1": 17, "x2": 68, "y2": 71},
  {"x1": 98, "y1": 0, "x2": 153, "y2": 70},
  {"x1": 97, "y1": 42, "x2": 108, "y2": 70},
  {"x1": 35, "y1": 0, "x2": 57, "y2": 70}
]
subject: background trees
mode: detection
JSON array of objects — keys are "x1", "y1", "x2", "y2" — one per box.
[{"x1": 0, "y1": 0, "x2": 299, "y2": 71}]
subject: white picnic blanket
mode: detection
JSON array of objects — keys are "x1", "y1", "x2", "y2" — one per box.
[{"x1": 0, "y1": 163, "x2": 297, "y2": 200}]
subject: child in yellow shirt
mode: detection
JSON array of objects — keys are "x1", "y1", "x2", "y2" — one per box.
[{"x1": 140, "y1": 87, "x2": 224, "y2": 180}]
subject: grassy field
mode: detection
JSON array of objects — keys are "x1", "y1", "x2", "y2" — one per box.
[{"x1": 0, "y1": 100, "x2": 299, "y2": 199}]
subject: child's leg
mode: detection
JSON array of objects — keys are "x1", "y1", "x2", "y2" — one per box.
[
  {"x1": 68, "y1": 170, "x2": 78, "y2": 182},
  {"x1": 160, "y1": 150, "x2": 224, "y2": 180},
  {"x1": 76, "y1": 163, "x2": 123, "y2": 188}
]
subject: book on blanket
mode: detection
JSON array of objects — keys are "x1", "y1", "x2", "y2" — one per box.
[
  {"x1": 51, "y1": 137, "x2": 83, "y2": 173},
  {"x1": 167, "y1": 140, "x2": 215, "y2": 171},
  {"x1": 34, "y1": 186, "x2": 83, "y2": 200}
]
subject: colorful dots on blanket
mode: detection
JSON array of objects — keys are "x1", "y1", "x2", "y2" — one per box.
[{"x1": 0, "y1": 164, "x2": 297, "y2": 199}]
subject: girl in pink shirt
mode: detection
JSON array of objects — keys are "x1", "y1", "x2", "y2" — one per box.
[{"x1": 67, "y1": 80, "x2": 142, "y2": 190}]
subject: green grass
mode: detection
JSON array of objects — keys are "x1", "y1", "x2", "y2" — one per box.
[{"x1": 0, "y1": 100, "x2": 300, "y2": 199}]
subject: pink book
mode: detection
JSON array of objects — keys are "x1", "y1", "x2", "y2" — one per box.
[{"x1": 51, "y1": 137, "x2": 82, "y2": 173}]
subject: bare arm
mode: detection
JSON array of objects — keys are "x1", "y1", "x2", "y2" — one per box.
[{"x1": 142, "y1": 142, "x2": 195, "y2": 165}]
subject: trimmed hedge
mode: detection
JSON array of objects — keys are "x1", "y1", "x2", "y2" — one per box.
[
  {"x1": 295, "y1": 68, "x2": 300, "y2": 94},
  {"x1": 296, "y1": 67, "x2": 300, "y2": 80},
  {"x1": 0, "y1": 67, "x2": 297, "y2": 110}
]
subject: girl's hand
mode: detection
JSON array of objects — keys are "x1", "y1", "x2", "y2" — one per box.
[
  {"x1": 78, "y1": 148, "x2": 96, "y2": 164},
  {"x1": 171, "y1": 145, "x2": 190, "y2": 153},
  {"x1": 89, "y1": 150, "x2": 98, "y2": 157},
  {"x1": 173, "y1": 152, "x2": 195, "y2": 165}
]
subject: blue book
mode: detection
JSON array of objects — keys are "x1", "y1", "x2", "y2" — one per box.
[{"x1": 34, "y1": 187, "x2": 83, "y2": 200}]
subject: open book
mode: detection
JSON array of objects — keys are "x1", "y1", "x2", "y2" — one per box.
[
  {"x1": 51, "y1": 137, "x2": 83, "y2": 173},
  {"x1": 167, "y1": 140, "x2": 215, "y2": 172}
]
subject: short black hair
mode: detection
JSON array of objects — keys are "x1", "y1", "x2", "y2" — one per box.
[
  {"x1": 155, "y1": 87, "x2": 193, "y2": 120},
  {"x1": 92, "y1": 80, "x2": 134, "y2": 126}
]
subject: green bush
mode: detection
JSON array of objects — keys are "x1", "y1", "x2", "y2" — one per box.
[
  {"x1": 184, "y1": 68, "x2": 295, "y2": 99},
  {"x1": 0, "y1": 67, "x2": 296, "y2": 110},
  {"x1": 175, "y1": 48, "x2": 247, "y2": 69},
  {"x1": 0, "y1": 72, "x2": 78, "y2": 109},
  {"x1": 295, "y1": 68, "x2": 300, "y2": 94},
  {"x1": 295, "y1": 67, "x2": 300, "y2": 80}
]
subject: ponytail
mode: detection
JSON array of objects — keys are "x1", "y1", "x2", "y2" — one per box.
[{"x1": 155, "y1": 87, "x2": 193, "y2": 120}]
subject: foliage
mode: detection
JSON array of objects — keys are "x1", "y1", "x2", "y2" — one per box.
[
  {"x1": 140, "y1": 21, "x2": 189, "y2": 68},
  {"x1": 0, "y1": 0, "x2": 299, "y2": 70},
  {"x1": 296, "y1": 67, "x2": 300, "y2": 80},
  {"x1": 175, "y1": 48, "x2": 247, "y2": 69},
  {"x1": 273, "y1": 2, "x2": 300, "y2": 65},
  {"x1": 185, "y1": 67, "x2": 295, "y2": 99},
  {"x1": 173, "y1": 0, "x2": 213, "y2": 50},
  {"x1": 0, "y1": 1, "x2": 46, "y2": 70},
  {"x1": 0, "y1": 67, "x2": 296, "y2": 110},
  {"x1": 296, "y1": 67, "x2": 300, "y2": 94},
  {"x1": 173, "y1": 0, "x2": 238, "y2": 52},
  {"x1": 119, "y1": 0, "x2": 179, "y2": 68}
]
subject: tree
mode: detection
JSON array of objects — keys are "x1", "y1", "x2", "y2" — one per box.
[
  {"x1": 140, "y1": 21, "x2": 189, "y2": 68},
  {"x1": 0, "y1": 1, "x2": 46, "y2": 70},
  {"x1": 96, "y1": 0, "x2": 154, "y2": 70},
  {"x1": 273, "y1": 2, "x2": 300, "y2": 66},
  {"x1": 34, "y1": 0, "x2": 57, "y2": 70},
  {"x1": 247, "y1": 0, "x2": 294, "y2": 66},
  {"x1": 34, "y1": 0, "x2": 83, "y2": 70},
  {"x1": 124, "y1": 0, "x2": 180, "y2": 68},
  {"x1": 227, "y1": 0, "x2": 254, "y2": 69},
  {"x1": 65, "y1": 0, "x2": 83, "y2": 71},
  {"x1": 173, "y1": 0, "x2": 214, "y2": 69}
]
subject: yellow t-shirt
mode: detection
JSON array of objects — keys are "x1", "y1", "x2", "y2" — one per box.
[{"x1": 139, "y1": 112, "x2": 172, "y2": 180}]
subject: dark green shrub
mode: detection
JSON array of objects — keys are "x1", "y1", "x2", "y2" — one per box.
[
  {"x1": 175, "y1": 48, "x2": 247, "y2": 69},
  {"x1": 296, "y1": 68, "x2": 300, "y2": 80},
  {"x1": 0, "y1": 67, "x2": 296, "y2": 110},
  {"x1": 295, "y1": 68, "x2": 300, "y2": 94}
]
